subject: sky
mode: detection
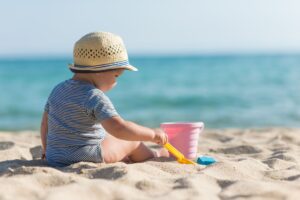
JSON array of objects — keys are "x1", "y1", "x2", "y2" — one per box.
[{"x1": 0, "y1": 0, "x2": 300, "y2": 57}]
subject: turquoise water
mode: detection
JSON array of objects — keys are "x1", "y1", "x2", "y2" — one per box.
[{"x1": 1, "y1": 55, "x2": 300, "y2": 131}]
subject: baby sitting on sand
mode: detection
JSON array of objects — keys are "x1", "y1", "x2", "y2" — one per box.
[{"x1": 40, "y1": 32, "x2": 169, "y2": 167}]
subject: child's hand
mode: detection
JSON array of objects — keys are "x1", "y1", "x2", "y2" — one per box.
[
  {"x1": 152, "y1": 128, "x2": 168, "y2": 145},
  {"x1": 41, "y1": 149, "x2": 46, "y2": 160}
]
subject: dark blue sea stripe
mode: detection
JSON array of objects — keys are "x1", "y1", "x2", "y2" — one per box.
[{"x1": 45, "y1": 79, "x2": 119, "y2": 166}]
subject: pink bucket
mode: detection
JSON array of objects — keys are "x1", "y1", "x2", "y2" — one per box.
[{"x1": 160, "y1": 122, "x2": 204, "y2": 159}]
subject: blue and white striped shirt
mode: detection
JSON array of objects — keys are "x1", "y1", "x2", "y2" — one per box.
[{"x1": 44, "y1": 79, "x2": 119, "y2": 167}]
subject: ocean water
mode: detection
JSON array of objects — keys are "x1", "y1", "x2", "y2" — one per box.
[{"x1": 1, "y1": 55, "x2": 300, "y2": 131}]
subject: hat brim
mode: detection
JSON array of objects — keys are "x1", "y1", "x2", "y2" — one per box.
[
  {"x1": 121, "y1": 65, "x2": 138, "y2": 71},
  {"x1": 68, "y1": 64, "x2": 138, "y2": 73}
]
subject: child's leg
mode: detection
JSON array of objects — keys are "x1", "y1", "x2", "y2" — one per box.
[{"x1": 101, "y1": 133, "x2": 155, "y2": 163}]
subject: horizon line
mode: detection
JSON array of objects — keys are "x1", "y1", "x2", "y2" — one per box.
[{"x1": 1, "y1": 52, "x2": 300, "y2": 60}]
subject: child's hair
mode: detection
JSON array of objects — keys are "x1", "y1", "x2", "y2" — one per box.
[{"x1": 68, "y1": 32, "x2": 138, "y2": 73}]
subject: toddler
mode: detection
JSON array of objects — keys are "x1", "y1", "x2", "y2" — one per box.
[{"x1": 40, "y1": 32, "x2": 168, "y2": 167}]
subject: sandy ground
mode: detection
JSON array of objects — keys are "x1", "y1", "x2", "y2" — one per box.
[{"x1": 0, "y1": 128, "x2": 299, "y2": 200}]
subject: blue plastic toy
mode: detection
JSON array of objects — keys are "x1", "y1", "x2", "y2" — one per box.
[{"x1": 197, "y1": 156, "x2": 216, "y2": 165}]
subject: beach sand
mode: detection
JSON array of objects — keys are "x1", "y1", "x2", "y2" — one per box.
[{"x1": 0, "y1": 128, "x2": 299, "y2": 200}]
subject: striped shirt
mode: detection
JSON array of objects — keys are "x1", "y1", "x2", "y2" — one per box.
[{"x1": 44, "y1": 79, "x2": 119, "y2": 167}]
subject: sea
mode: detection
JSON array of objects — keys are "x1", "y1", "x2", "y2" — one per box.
[{"x1": 1, "y1": 55, "x2": 300, "y2": 131}]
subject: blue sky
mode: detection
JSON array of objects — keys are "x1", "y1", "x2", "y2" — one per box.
[{"x1": 0, "y1": 0, "x2": 300, "y2": 56}]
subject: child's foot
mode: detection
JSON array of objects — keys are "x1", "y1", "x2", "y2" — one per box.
[
  {"x1": 154, "y1": 148, "x2": 170, "y2": 158},
  {"x1": 121, "y1": 156, "x2": 132, "y2": 163}
]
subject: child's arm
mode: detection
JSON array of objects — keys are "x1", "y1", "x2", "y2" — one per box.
[
  {"x1": 40, "y1": 111, "x2": 48, "y2": 159},
  {"x1": 101, "y1": 116, "x2": 167, "y2": 145}
]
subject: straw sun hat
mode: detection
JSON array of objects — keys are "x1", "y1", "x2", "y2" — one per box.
[{"x1": 69, "y1": 32, "x2": 138, "y2": 73}]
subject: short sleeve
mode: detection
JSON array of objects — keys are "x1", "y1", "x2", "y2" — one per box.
[
  {"x1": 44, "y1": 100, "x2": 49, "y2": 113},
  {"x1": 85, "y1": 90, "x2": 119, "y2": 121}
]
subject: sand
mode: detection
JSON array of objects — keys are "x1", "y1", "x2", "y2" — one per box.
[{"x1": 0, "y1": 128, "x2": 299, "y2": 200}]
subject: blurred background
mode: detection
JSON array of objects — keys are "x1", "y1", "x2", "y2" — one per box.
[{"x1": 0, "y1": 0, "x2": 300, "y2": 131}]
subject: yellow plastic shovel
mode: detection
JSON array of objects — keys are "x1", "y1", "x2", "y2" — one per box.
[{"x1": 164, "y1": 143, "x2": 196, "y2": 165}]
